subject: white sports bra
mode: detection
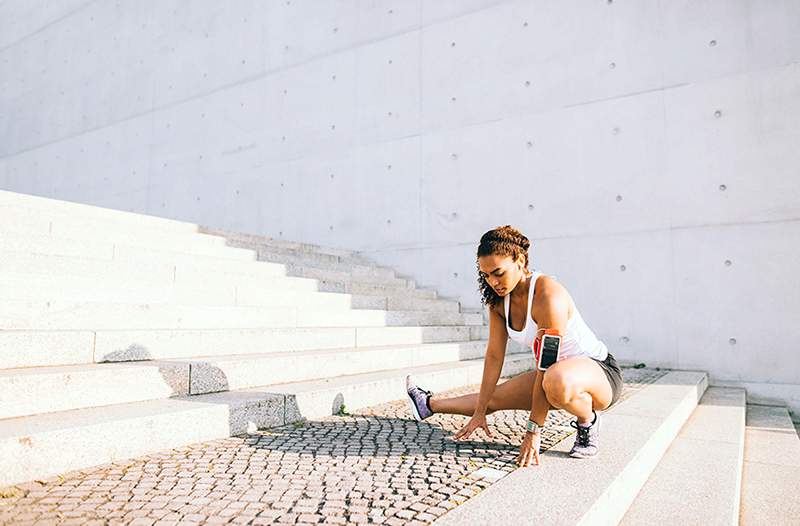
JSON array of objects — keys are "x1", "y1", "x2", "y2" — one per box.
[{"x1": 504, "y1": 272, "x2": 608, "y2": 362}]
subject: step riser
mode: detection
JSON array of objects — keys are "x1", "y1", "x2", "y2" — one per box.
[
  {"x1": 282, "y1": 355, "x2": 531, "y2": 424},
  {"x1": 2, "y1": 216, "x2": 227, "y2": 249},
  {"x1": 3, "y1": 324, "x2": 479, "y2": 369},
  {"x1": 0, "y1": 400, "x2": 256, "y2": 488},
  {"x1": 0, "y1": 193, "x2": 197, "y2": 233},
  {"x1": 199, "y1": 228, "x2": 363, "y2": 261},
  {"x1": 0, "y1": 356, "x2": 530, "y2": 488},
  {"x1": 262, "y1": 254, "x2": 396, "y2": 281},
  {"x1": 0, "y1": 331, "x2": 95, "y2": 369},
  {"x1": 0, "y1": 232, "x2": 257, "y2": 263},
  {"x1": 0, "y1": 342, "x2": 500, "y2": 419},
  {"x1": 91, "y1": 327, "x2": 474, "y2": 362},
  {"x1": 1, "y1": 302, "x2": 481, "y2": 330},
  {"x1": 189, "y1": 343, "x2": 497, "y2": 395},
  {"x1": 0, "y1": 363, "x2": 190, "y2": 420},
  {"x1": 347, "y1": 281, "x2": 435, "y2": 299},
  {"x1": 285, "y1": 263, "x2": 405, "y2": 286},
  {"x1": 0, "y1": 276, "x2": 455, "y2": 312},
  {"x1": 1, "y1": 244, "x2": 422, "y2": 295}
]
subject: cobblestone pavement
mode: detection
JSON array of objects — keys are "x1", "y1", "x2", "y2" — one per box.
[{"x1": 1, "y1": 367, "x2": 667, "y2": 526}]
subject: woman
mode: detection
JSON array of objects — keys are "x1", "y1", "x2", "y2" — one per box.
[{"x1": 406, "y1": 225, "x2": 623, "y2": 467}]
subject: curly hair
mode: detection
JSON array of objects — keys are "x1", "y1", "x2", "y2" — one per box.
[{"x1": 476, "y1": 225, "x2": 532, "y2": 307}]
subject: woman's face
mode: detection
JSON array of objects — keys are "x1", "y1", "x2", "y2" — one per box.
[{"x1": 478, "y1": 253, "x2": 525, "y2": 297}]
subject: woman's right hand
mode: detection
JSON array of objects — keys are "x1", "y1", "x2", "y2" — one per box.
[{"x1": 453, "y1": 412, "x2": 493, "y2": 441}]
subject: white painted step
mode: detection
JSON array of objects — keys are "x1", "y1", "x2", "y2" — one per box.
[
  {"x1": 0, "y1": 250, "x2": 436, "y2": 301},
  {"x1": 3, "y1": 206, "x2": 228, "y2": 250},
  {"x1": 0, "y1": 190, "x2": 197, "y2": 233},
  {"x1": 433, "y1": 370, "x2": 709, "y2": 526},
  {"x1": 0, "y1": 353, "x2": 532, "y2": 488},
  {"x1": 739, "y1": 404, "x2": 800, "y2": 524},
  {"x1": 0, "y1": 341, "x2": 506, "y2": 419},
  {"x1": 0, "y1": 230, "x2": 256, "y2": 262},
  {"x1": 0, "y1": 238, "x2": 290, "y2": 279},
  {"x1": 254, "y1": 251, "x2": 396, "y2": 280},
  {"x1": 620, "y1": 387, "x2": 746, "y2": 525},
  {"x1": 0, "y1": 273, "x2": 459, "y2": 312},
  {"x1": 199, "y1": 227, "x2": 363, "y2": 261},
  {"x1": 0, "y1": 325, "x2": 480, "y2": 368},
  {"x1": 0, "y1": 300, "x2": 483, "y2": 330},
  {"x1": 282, "y1": 262, "x2": 413, "y2": 287}
]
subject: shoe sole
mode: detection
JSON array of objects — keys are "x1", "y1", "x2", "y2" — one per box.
[
  {"x1": 406, "y1": 393, "x2": 423, "y2": 421},
  {"x1": 569, "y1": 451, "x2": 599, "y2": 459}
]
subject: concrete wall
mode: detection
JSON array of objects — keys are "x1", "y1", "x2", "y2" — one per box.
[{"x1": 1, "y1": 1, "x2": 799, "y2": 412}]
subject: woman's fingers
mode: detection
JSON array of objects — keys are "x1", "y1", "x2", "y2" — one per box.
[
  {"x1": 454, "y1": 424, "x2": 473, "y2": 441},
  {"x1": 482, "y1": 423, "x2": 493, "y2": 438}
]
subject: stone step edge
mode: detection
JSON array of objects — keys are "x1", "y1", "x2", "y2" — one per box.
[
  {"x1": 0, "y1": 341, "x2": 521, "y2": 420},
  {"x1": 0, "y1": 241, "x2": 405, "y2": 284},
  {"x1": 738, "y1": 404, "x2": 800, "y2": 526},
  {"x1": 0, "y1": 354, "x2": 531, "y2": 488},
  {"x1": 620, "y1": 387, "x2": 746, "y2": 525},
  {"x1": 0, "y1": 230, "x2": 258, "y2": 262},
  {"x1": 432, "y1": 370, "x2": 709, "y2": 526},
  {"x1": 0, "y1": 190, "x2": 199, "y2": 233},
  {"x1": 199, "y1": 226, "x2": 366, "y2": 261},
  {"x1": 1, "y1": 340, "x2": 511, "y2": 379},
  {"x1": 0, "y1": 302, "x2": 484, "y2": 330}
]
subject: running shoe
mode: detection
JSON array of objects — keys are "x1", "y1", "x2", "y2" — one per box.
[
  {"x1": 405, "y1": 375, "x2": 433, "y2": 421},
  {"x1": 569, "y1": 410, "x2": 600, "y2": 458}
]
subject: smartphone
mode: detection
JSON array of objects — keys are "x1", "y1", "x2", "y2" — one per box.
[{"x1": 537, "y1": 333, "x2": 561, "y2": 371}]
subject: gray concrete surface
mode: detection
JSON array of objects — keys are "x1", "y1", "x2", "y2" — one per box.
[
  {"x1": 1, "y1": 0, "x2": 798, "y2": 415},
  {"x1": 620, "y1": 387, "x2": 746, "y2": 526},
  {"x1": 739, "y1": 404, "x2": 800, "y2": 525},
  {"x1": 432, "y1": 370, "x2": 708, "y2": 526}
]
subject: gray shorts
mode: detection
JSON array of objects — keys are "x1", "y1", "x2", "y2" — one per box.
[{"x1": 593, "y1": 352, "x2": 623, "y2": 409}]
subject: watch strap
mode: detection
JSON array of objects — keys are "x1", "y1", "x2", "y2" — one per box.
[{"x1": 526, "y1": 419, "x2": 541, "y2": 434}]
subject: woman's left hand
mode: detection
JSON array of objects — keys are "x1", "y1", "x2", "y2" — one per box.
[{"x1": 516, "y1": 431, "x2": 541, "y2": 467}]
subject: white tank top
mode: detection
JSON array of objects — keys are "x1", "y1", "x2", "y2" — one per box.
[{"x1": 503, "y1": 272, "x2": 608, "y2": 362}]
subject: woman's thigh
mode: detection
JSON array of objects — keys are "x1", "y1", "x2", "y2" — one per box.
[
  {"x1": 542, "y1": 357, "x2": 613, "y2": 411},
  {"x1": 485, "y1": 371, "x2": 536, "y2": 413}
]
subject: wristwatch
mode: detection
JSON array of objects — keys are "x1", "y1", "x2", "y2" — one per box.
[{"x1": 525, "y1": 420, "x2": 541, "y2": 434}]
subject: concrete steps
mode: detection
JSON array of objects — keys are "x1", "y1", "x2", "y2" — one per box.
[
  {"x1": 433, "y1": 370, "x2": 711, "y2": 526},
  {"x1": 620, "y1": 387, "x2": 746, "y2": 525},
  {"x1": 0, "y1": 353, "x2": 531, "y2": 487},
  {"x1": 199, "y1": 226, "x2": 377, "y2": 267},
  {"x1": 739, "y1": 404, "x2": 800, "y2": 524},
  {"x1": 0, "y1": 341, "x2": 505, "y2": 419},
  {"x1": 1, "y1": 324, "x2": 486, "y2": 369},
  {"x1": 0, "y1": 272, "x2": 459, "y2": 310},
  {"x1": 431, "y1": 372, "x2": 798, "y2": 526},
  {"x1": 0, "y1": 300, "x2": 482, "y2": 331},
  {"x1": 0, "y1": 189, "x2": 497, "y2": 488},
  {"x1": 0, "y1": 190, "x2": 198, "y2": 233}
]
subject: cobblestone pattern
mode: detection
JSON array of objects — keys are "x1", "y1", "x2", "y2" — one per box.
[{"x1": 0, "y1": 367, "x2": 666, "y2": 526}]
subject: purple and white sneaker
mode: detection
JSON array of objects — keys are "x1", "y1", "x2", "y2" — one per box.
[{"x1": 406, "y1": 375, "x2": 433, "y2": 421}]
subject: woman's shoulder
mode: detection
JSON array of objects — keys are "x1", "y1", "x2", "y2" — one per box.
[
  {"x1": 533, "y1": 274, "x2": 575, "y2": 314},
  {"x1": 488, "y1": 301, "x2": 506, "y2": 320}
]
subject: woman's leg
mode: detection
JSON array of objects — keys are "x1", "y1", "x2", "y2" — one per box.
[
  {"x1": 429, "y1": 371, "x2": 536, "y2": 416},
  {"x1": 542, "y1": 356, "x2": 613, "y2": 423}
]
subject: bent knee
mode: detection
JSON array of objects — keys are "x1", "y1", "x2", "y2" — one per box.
[{"x1": 542, "y1": 369, "x2": 579, "y2": 405}]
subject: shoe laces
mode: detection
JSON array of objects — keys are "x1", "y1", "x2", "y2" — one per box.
[
  {"x1": 411, "y1": 386, "x2": 432, "y2": 400},
  {"x1": 570, "y1": 420, "x2": 591, "y2": 447}
]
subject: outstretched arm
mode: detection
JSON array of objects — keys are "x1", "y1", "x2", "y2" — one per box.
[
  {"x1": 454, "y1": 304, "x2": 508, "y2": 440},
  {"x1": 516, "y1": 287, "x2": 570, "y2": 466}
]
